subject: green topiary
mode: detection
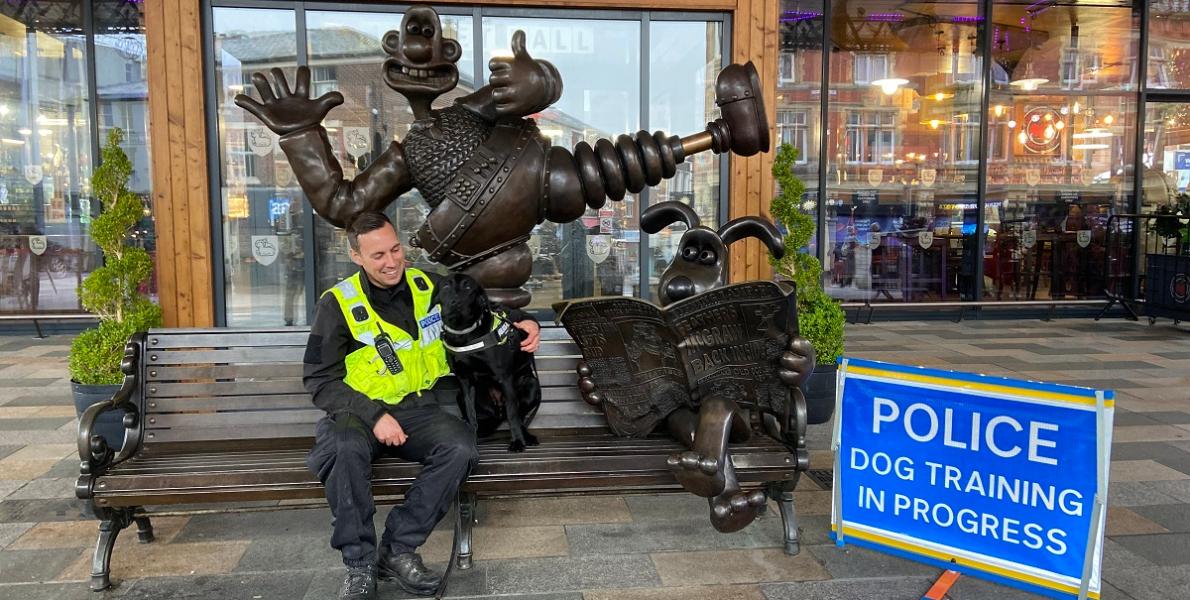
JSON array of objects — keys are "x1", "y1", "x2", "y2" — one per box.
[
  {"x1": 69, "y1": 129, "x2": 162, "y2": 385},
  {"x1": 769, "y1": 143, "x2": 845, "y2": 366}
]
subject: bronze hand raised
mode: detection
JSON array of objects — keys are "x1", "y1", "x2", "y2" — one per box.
[
  {"x1": 488, "y1": 30, "x2": 563, "y2": 118},
  {"x1": 234, "y1": 67, "x2": 344, "y2": 136}
]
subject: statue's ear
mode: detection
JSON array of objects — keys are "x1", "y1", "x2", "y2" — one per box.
[
  {"x1": 442, "y1": 39, "x2": 462, "y2": 64},
  {"x1": 641, "y1": 201, "x2": 700, "y2": 234},
  {"x1": 718, "y1": 217, "x2": 785, "y2": 259}
]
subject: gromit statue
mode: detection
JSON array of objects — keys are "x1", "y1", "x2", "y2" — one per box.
[
  {"x1": 234, "y1": 4, "x2": 770, "y2": 307},
  {"x1": 560, "y1": 201, "x2": 816, "y2": 533}
]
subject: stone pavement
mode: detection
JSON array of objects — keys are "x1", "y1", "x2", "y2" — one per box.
[{"x1": 0, "y1": 318, "x2": 1187, "y2": 600}]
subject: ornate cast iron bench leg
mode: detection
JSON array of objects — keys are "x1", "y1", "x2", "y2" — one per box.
[
  {"x1": 134, "y1": 515, "x2": 155, "y2": 544},
  {"x1": 768, "y1": 479, "x2": 801, "y2": 556},
  {"x1": 90, "y1": 507, "x2": 136, "y2": 591},
  {"x1": 456, "y1": 492, "x2": 477, "y2": 569}
]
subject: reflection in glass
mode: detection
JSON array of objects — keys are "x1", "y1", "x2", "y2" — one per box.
[
  {"x1": 483, "y1": 17, "x2": 641, "y2": 308},
  {"x1": 0, "y1": 1, "x2": 94, "y2": 314},
  {"x1": 648, "y1": 21, "x2": 722, "y2": 299},
  {"x1": 306, "y1": 11, "x2": 473, "y2": 299},
  {"x1": 213, "y1": 8, "x2": 298, "y2": 325},
  {"x1": 775, "y1": 0, "x2": 823, "y2": 266},
  {"x1": 1148, "y1": 1, "x2": 1190, "y2": 90},
  {"x1": 985, "y1": 2, "x2": 1138, "y2": 301},
  {"x1": 95, "y1": 0, "x2": 153, "y2": 301},
  {"x1": 825, "y1": 0, "x2": 984, "y2": 303}
]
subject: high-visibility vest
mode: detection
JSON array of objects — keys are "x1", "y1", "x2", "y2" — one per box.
[{"x1": 324, "y1": 269, "x2": 450, "y2": 405}]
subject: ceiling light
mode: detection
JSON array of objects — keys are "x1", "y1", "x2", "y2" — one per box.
[
  {"x1": 993, "y1": 105, "x2": 1004, "y2": 117},
  {"x1": 1007, "y1": 120, "x2": 1017, "y2": 129},
  {"x1": 1072, "y1": 143, "x2": 1109, "y2": 150},
  {"x1": 1104, "y1": 114, "x2": 1114, "y2": 125},
  {"x1": 17, "y1": 128, "x2": 32, "y2": 136},
  {"x1": 872, "y1": 78, "x2": 909, "y2": 95},
  {"x1": 0, "y1": 105, "x2": 8, "y2": 116},
  {"x1": 39, "y1": 129, "x2": 52, "y2": 136},
  {"x1": 1018, "y1": 131, "x2": 1028, "y2": 144}
]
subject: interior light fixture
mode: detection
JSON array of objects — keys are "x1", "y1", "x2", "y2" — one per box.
[
  {"x1": 1072, "y1": 143, "x2": 1110, "y2": 150},
  {"x1": 17, "y1": 128, "x2": 32, "y2": 136},
  {"x1": 1103, "y1": 114, "x2": 1114, "y2": 125},
  {"x1": 1072, "y1": 128, "x2": 1112, "y2": 139},
  {"x1": 0, "y1": 138, "x2": 24, "y2": 145},
  {"x1": 993, "y1": 105, "x2": 1004, "y2": 117},
  {"x1": 1018, "y1": 131, "x2": 1028, "y2": 144},
  {"x1": 0, "y1": 105, "x2": 8, "y2": 116},
  {"x1": 39, "y1": 129, "x2": 52, "y2": 136},
  {"x1": 1007, "y1": 120, "x2": 1017, "y2": 129},
  {"x1": 872, "y1": 77, "x2": 909, "y2": 95},
  {"x1": 1010, "y1": 63, "x2": 1048, "y2": 91}
]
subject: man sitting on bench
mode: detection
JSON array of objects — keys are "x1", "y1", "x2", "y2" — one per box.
[{"x1": 303, "y1": 211, "x2": 540, "y2": 599}]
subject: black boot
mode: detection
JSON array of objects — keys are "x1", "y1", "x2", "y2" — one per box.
[
  {"x1": 378, "y1": 550, "x2": 441, "y2": 596},
  {"x1": 338, "y1": 566, "x2": 377, "y2": 600}
]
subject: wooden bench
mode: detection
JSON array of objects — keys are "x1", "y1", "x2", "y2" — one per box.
[{"x1": 76, "y1": 326, "x2": 812, "y2": 591}]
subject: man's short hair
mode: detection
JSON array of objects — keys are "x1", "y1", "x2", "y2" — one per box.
[{"x1": 346, "y1": 211, "x2": 394, "y2": 252}]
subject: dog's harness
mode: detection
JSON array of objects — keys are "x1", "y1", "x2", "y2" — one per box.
[{"x1": 443, "y1": 310, "x2": 518, "y2": 354}]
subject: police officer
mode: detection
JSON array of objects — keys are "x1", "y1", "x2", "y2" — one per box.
[{"x1": 304, "y1": 210, "x2": 540, "y2": 599}]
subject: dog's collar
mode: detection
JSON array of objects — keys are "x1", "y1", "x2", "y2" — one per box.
[
  {"x1": 443, "y1": 319, "x2": 482, "y2": 335},
  {"x1": 444, "y1": 312, "x2": 515, "y2": 354}
]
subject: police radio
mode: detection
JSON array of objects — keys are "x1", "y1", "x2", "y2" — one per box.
[{"x1": 372, "y1": 326, "x2": 404, "y2": 375}]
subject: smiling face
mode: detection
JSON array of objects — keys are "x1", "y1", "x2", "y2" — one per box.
[
  {"x1": 350, "y1": 222, "x2": 406, "y2": 289},
  {"x1": 381, "y1": 6, "x2": 462, "y2": 104}
]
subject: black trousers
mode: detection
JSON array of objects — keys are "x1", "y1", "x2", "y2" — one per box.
[{"x1": 306, "y1": 395, "x2": 478, "y2": 568}]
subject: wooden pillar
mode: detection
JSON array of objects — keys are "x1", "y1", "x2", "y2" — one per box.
[
  {"x1": 145, "y1": 0, "x2": 214, "y2": 327},
  {"x1": 729, "y1": 0, "x2": 779, "y2": 283}
]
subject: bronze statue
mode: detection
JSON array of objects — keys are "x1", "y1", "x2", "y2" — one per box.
[
  {"x1": 559, "y1": 202, "x2": 816, "y2": 533},
  {"x1": 234, "y1": 4, "x2": 770, "y2": 307}
]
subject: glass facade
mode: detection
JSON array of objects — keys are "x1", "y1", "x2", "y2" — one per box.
[
  {"x1": 771, "y1": 0, "x2": 1190, "y2": 307},
  {"x1": 207, "y1": 4, "x2": 727, "y2": 324},
  {"x1": 200, "y1": 0, "x2": 1188, "y2": 324},
  {"x1": 0, "y1": 0, "x2": 150, "y2": 315}
]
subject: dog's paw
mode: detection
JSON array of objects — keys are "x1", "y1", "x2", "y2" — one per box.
[
  {"x1": 524, "y1": 432, "x2": 539, "y2": 447},
  {"x1": 508, "y1": 439, "x2": 527, "y2": 453}
]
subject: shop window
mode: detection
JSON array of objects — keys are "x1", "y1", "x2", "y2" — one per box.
[
  {"x1": 852, "y1": 53, "x2": 888, "y2": 85},
  {"x1": 778, "y1": 52, "x2": 797, "y2": 84},
  {"x1": 311, "y1": 65, "x2": 337, "y2": 97},
  {"x1": 777, "y1": 110, "x2": 809, "y2": 163},
  {"x1": 845, "y1": 111, "x2": 896, "y2": 164}
]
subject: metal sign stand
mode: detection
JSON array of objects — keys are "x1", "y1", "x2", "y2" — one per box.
[
  {"x1": 831, "y1": 358, "x2": 849, "y2": 546},
  {"x1": 1078, "y1": 390, "x2": 1110, "y2": 600}
]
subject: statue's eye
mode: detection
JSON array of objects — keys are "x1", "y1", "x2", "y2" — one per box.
[
  {"x1": 407, "y1": 23, "x2": 420, "y2": 34},
  {"x1": 699, "y1": 250, "x2": 716, "y2": 265},
  {"x1": 422, "y1": 26, "x2": 435, "y2": 37},
  {"x1": 681, "y1": 247, "x2": 698, "y2": 261}
]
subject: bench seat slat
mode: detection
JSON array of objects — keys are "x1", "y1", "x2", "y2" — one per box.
[
  {"x1": 149, "y1": 364, "x2": 306, "y2": 380},
  {"x1": 92, "y1": 435, "x2": 794, "y2": 507},
  {"x1": 149, "y1": 380, "x2": 306, "y2": 397},
  {"x1": 147, "y1": 331, "x2": 313, "y2": 348},
  {"x1": 146, "y1": 348, "x2": 306, "y2": 365}
]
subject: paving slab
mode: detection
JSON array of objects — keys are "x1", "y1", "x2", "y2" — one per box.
[
  {"x1": 0, "y1": 547, "x2": 86, "y2": 583},
  {"x1": 650, "y1": 548, "x2": 830, "y2": 586},
  {"x1": 486, "y1": 554, "x2": 659, "y2": 594}
]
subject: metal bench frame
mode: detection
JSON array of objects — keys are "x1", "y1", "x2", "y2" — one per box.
[{"x1": 76, "y1": 327, "x2": 812, "y2": 591}]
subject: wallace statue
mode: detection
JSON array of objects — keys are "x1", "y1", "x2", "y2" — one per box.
[{"x1": 233, "y1": 4, "x2": 771, "y2": 307}]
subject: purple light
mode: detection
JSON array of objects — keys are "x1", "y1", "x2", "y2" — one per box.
[
  {"x1": 780, "y1": 10, "x2": 823, "y2": 22},
  {"x1": 951, "y1": 16, "x2": 983, "y2": 23},
  {"x1": 867, "y1": 13, "x2": 904, "y2": 22}
]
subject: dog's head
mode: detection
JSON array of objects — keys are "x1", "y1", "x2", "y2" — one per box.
[{"x1": 438, "y1": 273, "x2": 489, "y2": 330}]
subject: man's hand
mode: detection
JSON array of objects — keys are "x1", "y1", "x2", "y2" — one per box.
[
  {"x1": 513, "y1": 319, "x2": 540, "y2": 353},
  {"x1": 373, "y1": 413, "x2": 407, "y2": 446},
  {"x1": 488, "y1": 30, "x2": 562, "y2": 118}
]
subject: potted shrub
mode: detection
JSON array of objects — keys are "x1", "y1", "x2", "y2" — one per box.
[
  {"x1": 69, "y1": 129, "x2": 162, "y2": 448},
  {"x1": 770, "y1": 143, "x2": 845, "y2": 424}
]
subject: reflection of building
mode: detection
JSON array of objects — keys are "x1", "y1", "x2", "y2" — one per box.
[{"x1": 5, "y1": 1, "x2": 1190, "y2": 324}]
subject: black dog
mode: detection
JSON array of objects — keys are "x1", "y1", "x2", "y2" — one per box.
[{"x1": 438, "y1": 273, "x2": 541, "y2": 452}]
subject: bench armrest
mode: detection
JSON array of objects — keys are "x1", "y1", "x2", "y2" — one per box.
[{"x1": 77, "y1": 333, "x2": 145, "y2": 485}]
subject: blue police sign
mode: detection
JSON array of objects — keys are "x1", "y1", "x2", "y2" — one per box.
[{"x1": 831, "y1": 358, "x2": 1113, "y2": 599}]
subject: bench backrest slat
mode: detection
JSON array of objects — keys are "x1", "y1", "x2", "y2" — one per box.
[{"x1": 139, "y1": 327, "x2": 597, "y2": 453}]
